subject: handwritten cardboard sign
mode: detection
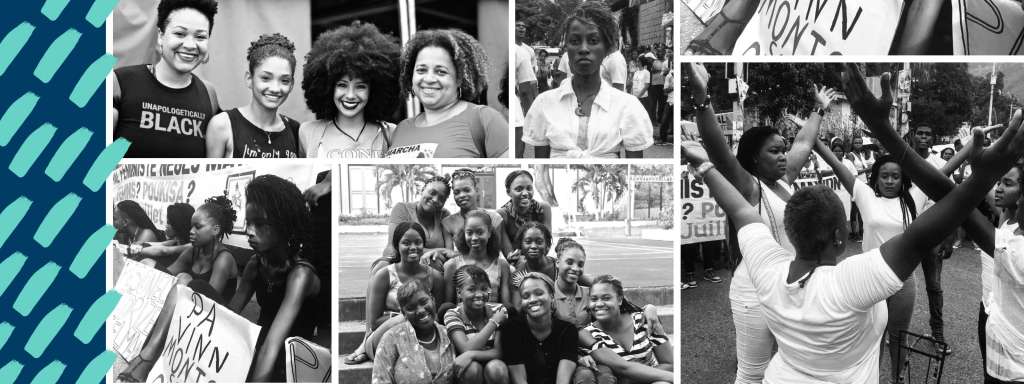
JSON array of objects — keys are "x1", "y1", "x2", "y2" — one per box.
[
  {"x1": 145, "y1": 285, "x2": 261, "y2": 383},
  {"x1": 733, "y1": 0, "x2": 904, "y2": 55},
  {"x1": 685, "y1": 0, "x2": 726, "y2": 23},
  {"x1": 110, "y1": 259, "x2": 177, "y2": 361},
  {"x1": 953, "y1": 0, "x2": 1024, "y2": 55},
  {"x1": 285, "y1": 337, "x2": 331, "y2": 383}
]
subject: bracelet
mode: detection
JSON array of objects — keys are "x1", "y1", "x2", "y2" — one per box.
[
  {"x1": 489, "y1": 319, "x2": 501, "y2": 328},
  {"x1": 695, "y1": 162, "x2": 715, "y2": 178},
  {"x1": 691, "y1": 93, "x2": 712, "y2": 111}
]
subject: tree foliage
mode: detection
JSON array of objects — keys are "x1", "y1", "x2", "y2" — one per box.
[{"x1": 515, "y1": 0, "x2": 592, "y2": 46}]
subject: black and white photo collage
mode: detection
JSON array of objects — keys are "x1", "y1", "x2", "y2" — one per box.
[{"x1": 101, "y1": 0, "x2": 1024, "y2": 383}]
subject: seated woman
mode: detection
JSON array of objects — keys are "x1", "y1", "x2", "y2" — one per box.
[
  {"x1": 373, "y1": 176, "x2": 453, "y2": 274},
  {"x1": 205, "y1": 33, "x2": 301, "y2": 158},
  {"x1": 229, "y1": 175, "x2": 322, "y2": 382},
  {"x1": 446, "y1": 265, "x2": 509, "y2": 384},
  {"x1": 114, "y1": 200, "x2": 164, "y2": 248},
  {"x1": 502, "y1": 273, "x2": 578, "y2": 384},
  {"x1": 356, "y1": 222, "x2": 445, "y2": 363},
  {"x1": 115, "y1": 196, "x2": 238, "y2": 382},
  {"x1": 372, "y1": 279, "x2": 456, "y2": 383},
  {"x1": 523, "y1": 2, "x2": 652, "y2": 158},
  {"x1": 442, "y1": 169, "x2": 513, "y2": 258},
  {"x1": 130, "y1": 202, "x2": 193, "y2": 266},
  {"x1": 581, "y1": 275, "x2": 673, "y2": 384},
  {"x1": 497, "y1": 171, "x2": 552, "y2": 258},
  {"x1": 298, "y1": 22, "x2": 401, "y2": 158},
  {"x1": 389, "y1": 29, "x2": 508, "y2": 158},
  {"x1": 681, "y1": 108, "x2": 1024, "y2": 382},
  {"x1": 443, "y1": 210, "x2": 513, "y2": 310}
]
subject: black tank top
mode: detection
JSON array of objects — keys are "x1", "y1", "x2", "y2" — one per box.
[
  {"x1": 253, "y1": 259, "x2": 318, "y2": 381},
  {"x1": 188, "y1": 247, "x2": 237, "y2": 304},
  {"x1": 114, "y1": 64, "x2": 214, "y2": 158},
  {"x1": 227, "y1": 108, "x2": 300, "y2": 158}
]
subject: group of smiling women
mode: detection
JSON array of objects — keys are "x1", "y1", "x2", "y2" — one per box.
[
  {"x1": 113, "y1": 0, "x2": 507, "y2": 159},
  {"x1": 343, "y1": 168, "x2": 674, "y2": 384},
  {"x1": 683, "y1": 61, "x2": 1024, "y2": 384}
]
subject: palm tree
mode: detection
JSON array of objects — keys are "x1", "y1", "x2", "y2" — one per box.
[
  {"x1": 533, "y1": 164, "x2": 559, "y2": 208},
  {"x1": 570, "y1": 165, "x2": 627, "y2": 220},
  {"x1": 375, "y1": 165, "x2": 439, "y2": 210}
]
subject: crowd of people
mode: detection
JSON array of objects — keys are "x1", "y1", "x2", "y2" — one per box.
[
  {"x1": 111, "y1": 172, "x2": 331, "y2": 382},
  {"x1": 514, "y1": 2, "x2": 670, "y2": 158},
  {"x1": 342, "y1": 168, "x2": 675, "y2": 384},
  {"x1": 681, "y1": 62, "x2": 1024, "y2": 384},
  {"x1": 113, "y1": 0, "x2": 507, "y2": 159}
]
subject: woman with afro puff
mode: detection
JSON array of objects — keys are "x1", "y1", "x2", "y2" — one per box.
[{"x1": 298, "y1": 21, "x2": 401, "y2": 158}]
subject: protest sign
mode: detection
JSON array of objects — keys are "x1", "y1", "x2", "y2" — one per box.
[
  {"x1": 681, "y1": 169, "x2": 728, "y2": 245},
  {"x1": 953, "y1": 0, "x2": 1024, "y2": 55},
  {"x1": 146, "y1": 285, "x2": 261, "y2": 383},
  {"x1": 795, "y1": 170, "x2": 852, "y2": 216},
  {"x1": 685, "y1": 0, "x2": 726, "y2": 23},
  {"x1": 732, "y1": 0, "x2": 904, "y2": 55},
  {"x1": 109, "y1": 259, "x2": 177, "y2": 361},
  {"x1": 285, "y1": 337, "x2": 331, "y2": 383}
]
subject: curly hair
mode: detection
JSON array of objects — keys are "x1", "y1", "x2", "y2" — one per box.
[
  {"x1": 246, "y1": 33, "x2": 296, "y2": 74},
  {"x1": 157, "y1": 0, "x2": 219, "y2": 32},
  {"x1": 559, "y1": 1, "x2": 619, "y2": 52},
  {"x1": 515, "y1": 222, "x2": 552, "y2": 254},
  {"x1": 391, "y1": 221, "x2": 427, "y2": 262},
  {"x1": 454, "y1": 210, "x2": 501, "y2": 259},
  {"x1": 198, "y1": 195, "x2": 236, "y2": 240},
  {"x1": 504, "y1": 170, "x2": 534, "y2": 192},
  {"x1": 244, "y1": 175, "x2": 311, "y2": 260},
  {"x1": 736, "y1": 126, "x2": 783, "y2": 175},
  {"x1": 166, "y1": 202, "x2": 195, "y2": 242},
  {"x1": 396, "y1": 279, "x2": 431, "y2": 310},
  {"x1": 784, "y1": 185, "x2": 847, "y2": 257},
  {"x1": 302, "y1": 22, "x2": 401, "y2": 122},
  {"x1": 400, "y1": 29, "x2": 490, "y2": 103},
  {"x1": 116, "y1": 200, "x2": 164, "y2": 240}
]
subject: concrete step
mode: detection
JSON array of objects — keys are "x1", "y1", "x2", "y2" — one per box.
[
  {"x1": 340, "y1": 285, "x2": 674, "y2": 322},
  {"x1": 338, "y1": 305, "x2": 675, "y2": 355},
  {"x1": 339, "y1": 331, "x2": 678, "y2": 384}
]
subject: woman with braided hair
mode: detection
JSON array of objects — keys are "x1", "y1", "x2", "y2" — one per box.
[
  {"x1": 298, "y1": 21, "x2": 402, "y2": 158},
  {"x1": 229, "y1": 174, "x2": 322, "y2": 382},
  {"x1": 206, "y1": 33, "x2": 301, "y2": 158},
  {"x1": 388, "y1": 29, "x2": 509, "y2": 158}
]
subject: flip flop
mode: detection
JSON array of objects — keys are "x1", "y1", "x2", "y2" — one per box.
[{"x1": 343, "y1": 352, "x2": 370, "y2": 365}]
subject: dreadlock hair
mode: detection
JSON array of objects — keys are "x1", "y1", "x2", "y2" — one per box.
[
  {"x1": 590, "y1": 275, "x2": 644, "y2": 313},
  {"x1": 400, "y1": 29, "x2": 490, "y2": 103},
  {"x1": 244, "y1": 174, "x2": 311, "y2": 261},
  {"x1": 736, "y1": 126, "x2": 784, "y2": 175},
  {"x1": 559, "y1": 2, "x2": 619, "y2": 52},
  {"x1": 117, "y1": 200, "x2": 166, "y2": 242},
  {"x1": 455, "y1": 210, "x2": 501, "y2": 260},
  {"x1": 166, "y1": 202, "x2": 195, "y2": 242},
  {"x1": 391, "y1": 221, "x2": 427, "y2": 264},
  {"x1": 302, "y1": 21, "x2": 401, "y2": 122},
  {"x1": 515, "y1": 222, "x2": 552, "y2": 255},
  {"x1": 156, "y1": 0, "x2": 218, "y2": 32},
  {"x1": 197, "y1": 195, "x2": 236, "y2": 241},
  {"x1": 868, "y1": 155, "x2": 917, "y2": 227},
  {"x1": 246, "y1": 33, "x2": 296, "y2": 74},
  {"x1": 504, "y1": 170, "x2": 534, "y2": 192}
]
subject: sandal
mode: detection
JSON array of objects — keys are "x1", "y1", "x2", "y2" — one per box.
[
  {"x1": 116, "y1": 355, "x2": 155, "y2": 382},
  {"x1": 343, "y1": 352, "x2": 370, "y2": 365}
]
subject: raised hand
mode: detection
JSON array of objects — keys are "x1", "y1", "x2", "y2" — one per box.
[
  {"x1": 685, "y1": 62, "x2": 711, "y2": 104},
  {"x1": 681, "y1": 141, "x2": 710, "y2": 166},
  {"x1": 842, "y1": 63, "x2": 897, "y2": 129},
  {"x1": 970, "y1": 110, "x2": 1024, "y2": 174},
  {"x1": 814, "y1": 84, "x2": 838, "y2": 108}
]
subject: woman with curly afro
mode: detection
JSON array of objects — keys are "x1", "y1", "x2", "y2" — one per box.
[
  {"x1": 206, "y1": 33, "x2": 301, "y2": 158},
  {"x1": 298, "y1": 22, "x2": 402, "y2": 158},
  {"x1": 113, "y1": 0, "x2": 220, "y2": 158},
  {"x1": 387, "y1": 29, "x2": 509, "y2": 158}
]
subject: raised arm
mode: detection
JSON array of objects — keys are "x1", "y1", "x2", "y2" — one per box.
[
  {"x1": 812, "y1": 138, "x2": 856, "y2": 194},
  {"x1": 939, "y1": 125, "x2": 1001, "y2": 177},
  {"x1": 686, "y1": 63, "x2": 756, "y2": 200},
  {"x1": 683, "y1": 142, "x2": 762, "y2": 229},
  {"x1": 843, "y1": 63, "x2": 997, "y2": 254},
  {"x1": 784, "y1": 85, "x2": 837, "y2": 184},
  {"x1": 685, "y1": 0, "x2": 759, "y2": 55},
  {"x1": 881, "y1": 120, "x2": 1024, "y2": 279}
]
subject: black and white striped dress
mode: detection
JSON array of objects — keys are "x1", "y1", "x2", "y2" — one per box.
[{"x1": 584, "y1": 312, "x2": 668, "y2": 366}]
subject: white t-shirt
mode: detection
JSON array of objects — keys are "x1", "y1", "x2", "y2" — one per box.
[
  {"x1": 738, "y1": 223, "x2": 903, "y2": 384},
  {"x1": 558, "y1": 50, "x2": 628, "y2": 87},
  {"x1": 852, "y1": 179, "x2": 928, "y2": 251},
  {"x1": 988, "y1": 228, "x2": 1024, "y2": 381},
  {"x1": 515, "y1": 43, "x2": 537, "y2": 85},
  {"x1": 522, "y1": 79, "x2": 653, "y2": 158},
  {"x1": 914, "y1": 152, "x2": 948, "y2": 213},
  {"x1": 631, "y1": 69, "x2": 650, "y2": 98},
  {"x1": 731, "y1": 179, "x2": 794, "y2": 304},
  {"x1": 987, "y1": 221, "x2": 1018, "y2": 312}
]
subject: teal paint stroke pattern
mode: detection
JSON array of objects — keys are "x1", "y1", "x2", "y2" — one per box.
[{"x1": 0, "y1": 2, "x2": 123, "y2": 384}]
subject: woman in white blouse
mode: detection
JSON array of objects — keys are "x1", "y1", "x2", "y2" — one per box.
[{"x1": 522, "y1": 2, "x2": 652, "y2": 158}]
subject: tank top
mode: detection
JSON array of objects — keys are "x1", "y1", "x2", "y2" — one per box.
[
  {"x1": 449, "y1": 255, "x2": 502, "y2": 303},
  {"x1": 384, "y1": 264, "x2": 437, "y2": 312},
  {"x1": 253, "y1": 259, "x2": 319, "y2": 382},
  {"x1": 730, "y1": 178, "x2": 794, "y2": 304},
  {"x1": 227, "y1": 108, "x2": 300, "y2": 158},
  {"x1": 187, "y1": 247, "x2": 237, "y2": 304},
  {"x1": 114, "y1": 64, "x2": 214, "y2": 158}
]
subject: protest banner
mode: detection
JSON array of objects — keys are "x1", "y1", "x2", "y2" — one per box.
[
  {"x1": 732, "y1": 0, "x2": 904, "y2": 55},
  {"x1": 145, "y1": 285, "x2": 261, "y2": 383},
  {"x1": 795, "y1": 170, "x2": 852, "y2": 216},
  {"x1": 953, "y1": 0, "x2": 1024, "y2": 55},
  {"x1": 109, "y1": 259, "x2": 177, "y2": 361},
  {"x1": 685, "y1": 0, "x2": 726, "y2": 23},
  {"x1": 681, "y1": 168, "x2": 728, "y2": 245},
  {"x1": 285, "y1": 337, "x2": 331, "y2": 383}
]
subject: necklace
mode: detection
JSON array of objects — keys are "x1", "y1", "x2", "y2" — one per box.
[
  {"x1": 332, "y1": 119, "x2": 367, "y2": 143},
  {"x1": 149, "y1": 64, "x2": 192, "y2": 88},
  {"x1": 417, "y1": 328, "x2": 437, "y2": 345},
  {"x1": 575, "y1": 92, "x2": 598, "y2": 117}
]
